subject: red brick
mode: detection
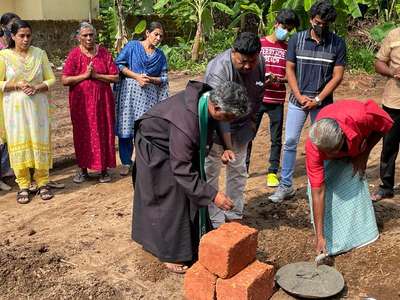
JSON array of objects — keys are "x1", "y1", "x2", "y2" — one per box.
[
  {"x1": 216, "y1": 260, "x2": 275, "y2": 300},
  {"x1": 199, "y1": 223, "x2": 258, "y2": 278},
  {"x1": 184, "y1": 262, "x2": 217, "y2": 300}
]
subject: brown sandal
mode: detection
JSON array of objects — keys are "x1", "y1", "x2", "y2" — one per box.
[
  {"x1": 164, "y1": 263, "x2": 189, "y2": 274},
  {"x1": 17, "y1": 189, "x2": 31, "y2": 204},
  {"x1": 38, "y1": 185, "x2": 54, "y2": 201}
]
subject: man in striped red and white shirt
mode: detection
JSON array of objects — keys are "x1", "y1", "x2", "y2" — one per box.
[{"x1": 246, "y1": 9, "x2": 299, "y2": 187}]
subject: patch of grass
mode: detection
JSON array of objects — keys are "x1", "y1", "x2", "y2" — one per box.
[{"x1": 346, "y1": 40, "x2": 375, "y2": 74}]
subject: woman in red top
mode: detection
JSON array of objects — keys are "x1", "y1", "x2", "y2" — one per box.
[
  {"x1": 306, "y1": 99, "x2": 393, "y2": 255},
  {"x1": 62, "y1": 22, "x2": 119, "y2": 183}
]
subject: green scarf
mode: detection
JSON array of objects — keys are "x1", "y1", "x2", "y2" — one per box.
[{"x1": 198, "y1": 93, "x2": 209, "y2": 239}]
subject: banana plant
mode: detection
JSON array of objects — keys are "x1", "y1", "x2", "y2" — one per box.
[
  {"x1": 229, "y1": 0, "x2": 271, "y2": 34},
  {"x1": 100, "y1": 0, "x2": 153, "y2": 52},
  {"x1": 263, "y1": 0, "x2": 363, "y2": 36},
  {"x1": 154, "y1": 0, "x2": 234, "y2": 61}
]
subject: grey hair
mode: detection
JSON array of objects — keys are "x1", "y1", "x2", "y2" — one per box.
[
  {"x1": 209, "y1": 81, "x2": 249, "y2": 117},
  {"x1": 77, "y1": 21, "x2": 96, "y2": 36},
  {"x1": 309, "y1": 118, "x2": 344, "y2": 151}
]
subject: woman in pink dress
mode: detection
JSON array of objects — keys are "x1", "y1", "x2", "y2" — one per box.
[{"x1": 62, "y1": 22, "x2": 119, "y2": 183}]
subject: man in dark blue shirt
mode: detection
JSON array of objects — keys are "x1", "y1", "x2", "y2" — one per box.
[{"x1": 269, "y1": 0, "x2": 346, "y2": 203}]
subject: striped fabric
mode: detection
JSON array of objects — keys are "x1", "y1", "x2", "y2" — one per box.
[
  {"x1": 286, "y1": 30, "x2": 346, "y2": 108},
  {"x1": 307, "y1": 159, "x2": 379, "y2": 255}
]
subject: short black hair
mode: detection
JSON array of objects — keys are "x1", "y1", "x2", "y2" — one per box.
[
  {"x1": 309, "y1": 0, "x2": 337, "y2": 23},
  {"x1": 232, "y1": 32, "x2": 261, "y2": 55},
  {"x1": 276, "y1": 9, "x2": 300, "y2": 28}
]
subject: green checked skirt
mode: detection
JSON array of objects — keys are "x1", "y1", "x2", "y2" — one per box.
[{"x1": 308, "y1": 159, "x2": 379, "y2": 255}]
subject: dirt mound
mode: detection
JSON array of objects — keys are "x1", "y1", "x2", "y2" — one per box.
[{"x1": 0, "y1": 242, "x2": 126, "y2": 299}]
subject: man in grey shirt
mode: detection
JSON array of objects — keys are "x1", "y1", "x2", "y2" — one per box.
[{"x1": 205, "y1": 32, "x2": 265, "y2": 228}]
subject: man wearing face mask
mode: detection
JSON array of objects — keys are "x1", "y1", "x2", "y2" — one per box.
[
  {"x1": 246, "y1": 9, "x2": 300, "y2": 188},
  {"x1": 269, "y1": 0, "x2": 346, "y2": 203}
]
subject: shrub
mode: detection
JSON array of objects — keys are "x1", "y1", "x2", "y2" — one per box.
[
  {"x1": 346, "y1": 41, "x2": 375, "y2": 74},
  {"x1": 161, "y1": 29, "x2": 236, "y2": 73}
]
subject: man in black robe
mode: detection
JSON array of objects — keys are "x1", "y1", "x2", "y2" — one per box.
[{"x1": 132, "y1": 81, "x2": 249, "y2": 273}]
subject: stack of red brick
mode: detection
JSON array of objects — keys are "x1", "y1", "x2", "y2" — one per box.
[{"x1": 184, "y1": 222, "x2": 275, "y2": 300}]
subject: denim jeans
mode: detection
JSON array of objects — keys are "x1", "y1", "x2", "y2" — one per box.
[{"x1": 280, "y1": 102, "x2": 321, "y2": 187}]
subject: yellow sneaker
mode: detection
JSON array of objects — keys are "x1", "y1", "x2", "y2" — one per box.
[{"x1": 267, "y1": 173, "x2": 279, "y2": 187}]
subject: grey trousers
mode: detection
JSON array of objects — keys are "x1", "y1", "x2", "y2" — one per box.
[{"x1": 205, "y1": 142, "x2": 248, "y2": 228}]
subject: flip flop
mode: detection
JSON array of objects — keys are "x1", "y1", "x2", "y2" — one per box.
[{"x1": 164, "y1": 263, "x2": 189, "y2": 274}]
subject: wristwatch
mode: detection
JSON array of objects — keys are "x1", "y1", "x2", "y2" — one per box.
[{"x1": 314, "y1": 96, "x2": 322, "y2": 106}]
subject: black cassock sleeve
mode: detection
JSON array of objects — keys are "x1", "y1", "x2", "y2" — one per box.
[{"x1": 169, "y1": 123, "x2": 217, "y2": 206}]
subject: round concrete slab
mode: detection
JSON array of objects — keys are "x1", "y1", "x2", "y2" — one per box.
[{"x1": 275, "y1": 262, "x2": 345, "y2": 299}]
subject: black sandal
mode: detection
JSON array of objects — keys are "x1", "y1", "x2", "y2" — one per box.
[
  {"x1": 38, "y1": 185, "x2": 54, "y2": 201},
  {"x1": 371, "y1": 189, "x2": 394, "y2": 202},
  {"x1": 17, "y1": 189, "x2": 31, "y2": 204}
]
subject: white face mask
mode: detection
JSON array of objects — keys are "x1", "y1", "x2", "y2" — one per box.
[{"x1": 275, "y1": 26, "x2": 289, "y2": 41}]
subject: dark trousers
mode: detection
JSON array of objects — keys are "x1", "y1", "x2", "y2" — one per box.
[
  {"x1": 379, "y1": 105, "x2": 400, "y2": 193},
  {"x1": 119, "y1": 137, "x2": 134, "y2": 166},
  {"x1": 246, "y1": 102, "x2": 284, "y2": 174}
]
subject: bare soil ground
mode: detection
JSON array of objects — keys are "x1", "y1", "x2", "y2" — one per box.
[{"x1": 0, "y1": 72, "x2": 399, "y2": 300}]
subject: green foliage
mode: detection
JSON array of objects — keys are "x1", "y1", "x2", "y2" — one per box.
[
  {"x1": 370, "y1": 22, "x2": 397, "y2": 43},
  {"x1": 347, "y1": 42, "x2": 375, "y2": 73},
  {"x1": 154, "y1": 0, "x2": 234, "y2": 37},
  {"x1": 160, "y1": 29, "x2": 235, "y2": 73},
  {"x1": 240, "y1": 1, "x2": 266, "y2": 34},
  {"x1": 98, "y1": 0, "x2": 397, "y2": 73},
  {"x1": 264, "y1": 0, "x2": 364, "y2": 36},
  {"x1": 153, "y1": 0, "x2": 234, "y2": 60},
  {"x1": 98, "y1": 0, "x2": 152, "y2": 51},
  {"x1": 97, "y1": 5, "x2": 118, "y2": 49},
  {"x1": 358, "y1": 0, "x2": 399, "y2": 22},
  {"x1": 134, "y1": 20, "x2": 147, "y2": 35}
]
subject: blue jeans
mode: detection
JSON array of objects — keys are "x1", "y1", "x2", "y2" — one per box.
[{"x1": 280, "y1": 102, "x2": 321, "y2": 187}]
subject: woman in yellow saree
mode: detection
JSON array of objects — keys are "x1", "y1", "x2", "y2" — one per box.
[{"x1": 0, "y1": 20, "x2": 55, "y2": 204}]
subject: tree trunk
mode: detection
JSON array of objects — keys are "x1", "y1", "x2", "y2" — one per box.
[
  {"x1": 114, "y1": 0, "x2": 128, "y2": 52},
  {"x1": 191, "y1": 22, "x2": 203, "y2": 61},
  {"x1": 240, "y1": 15, "x2": 246, "y2": 31}
]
